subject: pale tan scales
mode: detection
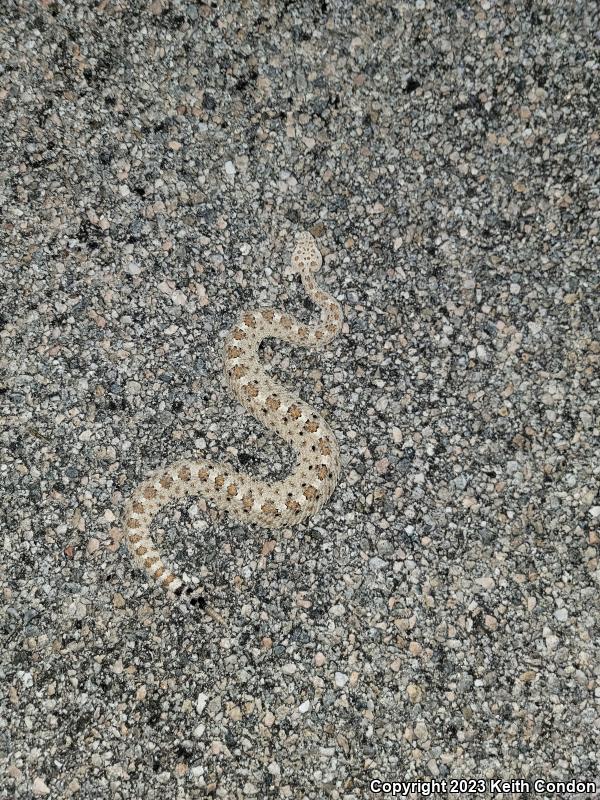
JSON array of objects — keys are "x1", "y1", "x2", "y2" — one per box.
[{"x1": 123, "y1": 232, "x2": 343, "y2": 610}]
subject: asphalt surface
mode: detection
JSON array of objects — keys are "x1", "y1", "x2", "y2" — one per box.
[{"x1": 1, "y1": 2, "x2": 599, "y2": 798}]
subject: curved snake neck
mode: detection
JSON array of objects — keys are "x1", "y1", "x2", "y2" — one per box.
[{"x1": 123, "y1": 231, "x2": 343, "y2": 609}]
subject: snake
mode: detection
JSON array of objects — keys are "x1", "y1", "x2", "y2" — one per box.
[{"x1": 122, "y1": 231, "x2": 343, "y2": 613}]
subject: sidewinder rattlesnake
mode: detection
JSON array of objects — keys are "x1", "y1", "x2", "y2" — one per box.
[{"x1": 123, "y1": 231, "x2": 343, "y2": 612}]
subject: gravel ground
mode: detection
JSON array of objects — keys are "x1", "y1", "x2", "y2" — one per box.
[{"x1": 1, "y1": 1, "x2": 599, "y2": 798}]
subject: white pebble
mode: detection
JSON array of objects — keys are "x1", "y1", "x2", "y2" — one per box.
[
  {"x1": 196, "y1": 692, "x2": 209, "y2": 713},
  {"x1": 19, "y1": 671, "x2": 33, "y2": 688},
  {"x1": 126, "y1": 380, "x2": 141, "y2": 395},
  {"x1": 32, "y1": 778, "x2": 50, "y2": 796},
  {"x1": 335, "y1": 671, "x2": 348, "y2": 688}
]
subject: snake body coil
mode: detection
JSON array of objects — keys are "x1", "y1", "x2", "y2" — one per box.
[{"x1": 123, "y1": 232, "x2": 343, "y2": 605}]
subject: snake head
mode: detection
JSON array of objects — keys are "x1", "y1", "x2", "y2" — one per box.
[{"x1": 291, "y1": 231, "x2": 322, "y2": 274}]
